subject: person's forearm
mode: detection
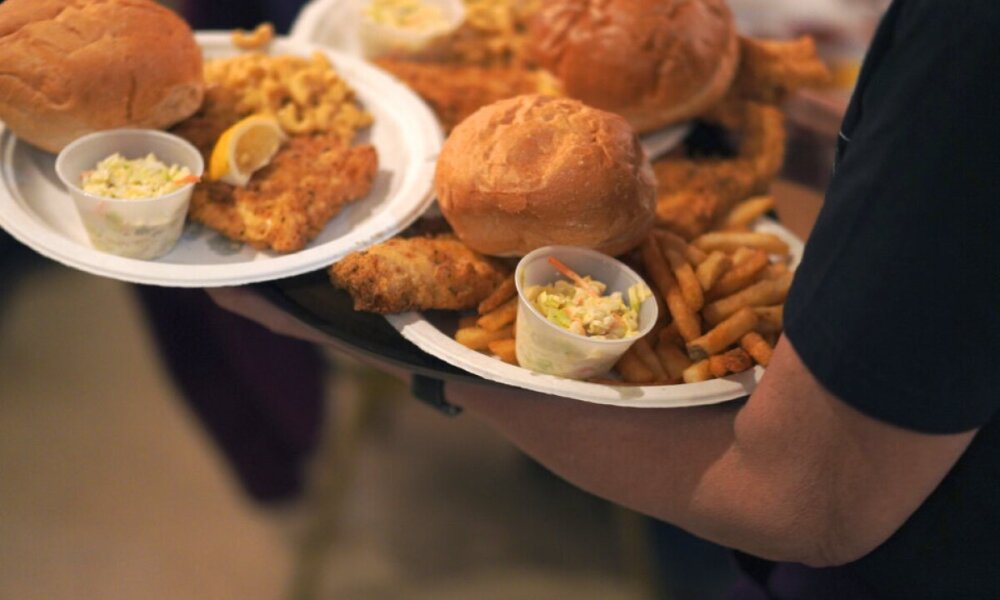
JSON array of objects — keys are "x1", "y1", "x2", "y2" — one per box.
[{"x1": 445, "y1": 381, "x2": 830, "y2": 563}]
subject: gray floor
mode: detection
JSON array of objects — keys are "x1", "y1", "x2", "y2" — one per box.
[{"x1": 0, "y1": 241, "x2": 685, "y2": 600}]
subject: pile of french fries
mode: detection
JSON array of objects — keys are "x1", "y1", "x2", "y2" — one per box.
[{"x1": 452, "y1": 194, "x2": 794, "y2": 385}]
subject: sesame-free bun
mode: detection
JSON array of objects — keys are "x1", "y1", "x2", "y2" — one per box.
[
  {"x1": 434, "y1": 94, "x2": 656, "y2": 257},
  {"x1": 0, "y1": 0, "x2": 204, "y2": 153},
  {"x1": 528, "y1": 0, "x2": 739, "y2": 133}
]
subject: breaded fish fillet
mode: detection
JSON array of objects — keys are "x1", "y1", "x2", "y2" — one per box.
[
  {"x1": 330, "y1": 234, "x2": 511, "y2": 314},
  {"x1": 189, "y1": 134, "x2": 378, "y2": 253},
  {"x1": 375, "y1": 59, "x2": 561, "y2": 131}
]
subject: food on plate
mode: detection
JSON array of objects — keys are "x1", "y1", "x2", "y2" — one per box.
[
  {"x1": 523, "y1": 259, "x2": 652, "y2": 340},
  {"x1": 413, "y1": 0, "x2": 542, "y2": 66},
  {"x1": 190, "y1": 134, "x2": 377, "y2": 253},
  {"x1": 364, "y1": 0, "x2": 451, "y2": 32},
  {"x1": 231, "y1": 22, "x2": 275, "y2": 51},
  {"x1": 731, "y1": 35, "x2": 834, "y2": 104},
  {"x1": 740, "y1": 331, "x2": 773, "y2": 367},
  {"x1": 329, "y1": 234, "x2": 511, "y2": 313},
  {"x1": 374, "y1": 59, "x2": 562, "y2": 132},
  {"x1": 686, "y1": 305, "x2": 759, "y2": 360},
  {"x1": 527, "y1": 0, "x2": 740, "y2": 133},
  {"x1": 0, "y1": 0, "x2": 204, "y2": 153},
  {"x1": 434, "y1": 94, "x2": 656, "y2": 257},
  {"x1": 171, "y1": 45, "x2": 378, "y2": 252},
  {"x1": 81, "y1": 153, "x2": 197, "y2": 200},
  {"x1": 207, "y1": 115, "x2": 287, "y2": 187}
]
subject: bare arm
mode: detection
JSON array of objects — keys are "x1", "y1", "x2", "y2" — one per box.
[{"x1": 446, "y1": 336, "x2": 974, "y2": 566}]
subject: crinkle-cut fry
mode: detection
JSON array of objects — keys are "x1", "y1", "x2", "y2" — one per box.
[
  {"x1": 707, "y1": 249, "x2": 770, "y2": 301},
  {"x1": 488, "y1": 338, "x2": 518, "y2": 364},
  {"x1": 686, "y1": 306, "x2": 759, "y2": 361},
  {"x1": 740, "y1": 331, "x2": 774, "y2": 367},
  {"x1": 696, "y1": 251, "x2": 731, "y2": 292},
  {"x1": 753, "y1": 304, "x2": 785, "y2": 334},
  {"x1": 708, "y1": 348, "x2": 754, "y2": 378},
  {"x1": 724, "y1": 195, "x2": 776, "y2": 230},
  {"x1": 654, "y1": 228, "x2": 708, "y2": 264},
  {"x1": 693, "y1": 231, "x2": 790, "y2": 255},
  {"x1": 703, "y1": 272, "x2": 793, "y2": 325},
  {"x1": 455, "y1": 325, "x2": 514, "y2": 350},
  {"x1": 641, "y1": 237, "x2": 701, "y2": 342},
  {"x1": 477, "y1": 296, "x2": 518, "y2": 332},
  {"x1": 615, "y1": 346, "x2": 656, "y2": 384},
  {"x1": 664, "y1": 248, "x2": 704, "y2": 312},
  {"x1": 632, "y1": 336, "x2": 668, "y2": 381},
  {"x1": 478, "y1": 273, "x2": 517, "y2": 315},
  {"x1": 656, "y1": 339, "x2": 693, "y2": 382},
  {"x1": 682, "y1": 359, "x2": 712, "y2": 383}
]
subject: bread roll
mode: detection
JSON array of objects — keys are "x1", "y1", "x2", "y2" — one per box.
[
  {"x1": 434, "y1": 94, "x2": 656, "y2": 257},
  {"x1": 528, "y1": 0, "x2": 739, "y2": 133},
  {"x1": 0, "y1": 0, "x2": 204, "y2": 153}
]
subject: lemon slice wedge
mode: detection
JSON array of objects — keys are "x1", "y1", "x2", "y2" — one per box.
[{"x1": 208, "y1": 115, "x2": 287, "y2": 186}]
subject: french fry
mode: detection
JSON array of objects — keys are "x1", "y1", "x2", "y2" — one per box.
[
  {"x1": 478, "y1": 274, "x2": 517, "y2": 315},
  {"x1": 455, "y1": 325, "x2": 514, "y2": 351},
  {"x1": 654, "y1": 229, "x2": 708, "y2": 265},
  {"x1": 682, "y1": 359, "x2": 712, "y2": 383},
  {"x1": 477, "y1": 296, "x2": 518, "y2": 332},
  {"x1": 730, "y1": 246, "x2": 758, "y2": 266},
  {"x1": 665, "y1": 248, "x2": 704, "y2": 312},
  {"x1": 632, "y1": 336, "x2": 668, "y2": 381},
  {"x1": 723, "y1": 195, "x2": 776, "y2": 230},
  {"x1": 658, "y1": 322, "x2": 681, "y2": 346},
  {"x1": 615, "y1": 346, "x2": 656, "y2": 384},
  {"x1": 488, "y1": 338, "x2": 518, "y2": 364},
  {"x1": 641, "y1": 237, "x2": 702, "y2": 343},
  {"x1": 708, "y1": 348, "x2": 754, "y2": 377},
  {"x1": 703, "y1": 272, "x2": 793, "y2": 325},
  {"x1": 707, "y1": 248, "x2": 770, "y2": 301},
  {"x1": 656, "y1": 340, "x2": 693, "y2": 381},
  {"x1": 754, "y1": 304, "x2": 784, "y2": 334},
  {"x1": 693, "y1": 231, "x2": 790, "y2": 255},
  {"x1": 458, "y1": 314, "x2": 480, "y2": 329},
  {"x1": 755, "y1": 262, "x2": 790, "y2": 281},
  {"x1": 740, "y1": 331, "x2": 773, "y2": 366},
  {"x1": 686, "y1": 306, "x2": 759, "y2": 360},
  {"x1": 695, "y1": 250, "x2": 731, "y2": 292}
]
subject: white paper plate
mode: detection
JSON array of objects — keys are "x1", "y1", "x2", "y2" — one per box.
[
  {"x1": 0, "y1": 32, "x2": 443, "y2": 287},
  {"x1": 387, "y1": 219, "x2": 804, "y2": 408}
]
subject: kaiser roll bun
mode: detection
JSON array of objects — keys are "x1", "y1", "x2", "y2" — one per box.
[
  {"x1": 528, "y1": 0, "x2": 739, "y2": 133},
  {"x1": 434, "y1": 94, "x2": 656, "y2": 257},
  {"x1": 0, "y1": 0, "x2": 204, "y2": 153}
]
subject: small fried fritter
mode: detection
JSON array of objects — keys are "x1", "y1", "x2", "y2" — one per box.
[
  {"x1": 189, "y1": 134, "x2": 378, "y2": 253},
  {"x1": 730, "y1": 35, "x2": 834, "y2": 104},
  {"x1": 330, "y1": 234, "x2": 511, "y2": 314}
]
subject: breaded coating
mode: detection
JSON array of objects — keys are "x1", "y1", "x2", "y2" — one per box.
[
  {"x1": 189, "y1": 134, "x2": 378, "y2": 253},
  {"x1": 330, "y1": 234, "x2": 512, "y2": 313},
  {"x1": 375, "y1": 59, "x2": 561, "y2": 131},
  {"x1": 730, "y1": 35, "x2": 833, "y2": 104}
]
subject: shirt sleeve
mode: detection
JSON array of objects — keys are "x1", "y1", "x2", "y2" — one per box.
[{"x1": 783, "y1": 0, "x2": 1000, "y2": 434}]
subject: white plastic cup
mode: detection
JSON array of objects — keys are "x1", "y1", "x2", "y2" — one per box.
[
  {"x1": 355, "y1": 0, "x2": 465, "y2": 60},
  {"x1": 55, "y1": 129, "x2": 204, "y2": 260},
  {"x1": 514, "y1": 246, "x2": 659, "y2": 380}
]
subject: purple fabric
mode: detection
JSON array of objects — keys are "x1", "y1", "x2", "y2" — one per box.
[{"x1": 134, "y1": 286, "x2": 325, "y2": 503}]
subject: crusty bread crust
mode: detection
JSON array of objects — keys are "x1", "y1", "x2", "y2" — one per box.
[
  {"x1": 0, "y1": 0, "x2": 204, "y2": 153},
  {"x1": 528, "y1": 0, "x2": 739, "y2": 133},
  {"x1": 434, "y1": 94, "x2": 656, "y2": 257}
]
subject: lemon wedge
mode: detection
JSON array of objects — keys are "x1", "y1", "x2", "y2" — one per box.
[{"x1": 208, "y1": 115, "x2": 287, "y2": 186}]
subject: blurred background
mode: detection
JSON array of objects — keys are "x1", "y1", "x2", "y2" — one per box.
[{"x1": 0, "y1": 0, "x2": 887, "y2": 598}]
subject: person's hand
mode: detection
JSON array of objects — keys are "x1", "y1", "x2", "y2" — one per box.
[{"x1": 206, "y1": 285, "x2": 415, "y2": 383}]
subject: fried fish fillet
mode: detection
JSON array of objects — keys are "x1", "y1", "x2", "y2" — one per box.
[
  {"x1": 330, "y1": 234, "x2": 511, "y2": 314},
  {"x1": 189, "y1": 134, "x2": 378, "y2": 253},
  {"x1": 731, "y1": 35, "x2": 834, "y2": 104},
  {"x1": 375, "y1": 59, "x2": 561, "y2": 131}
]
